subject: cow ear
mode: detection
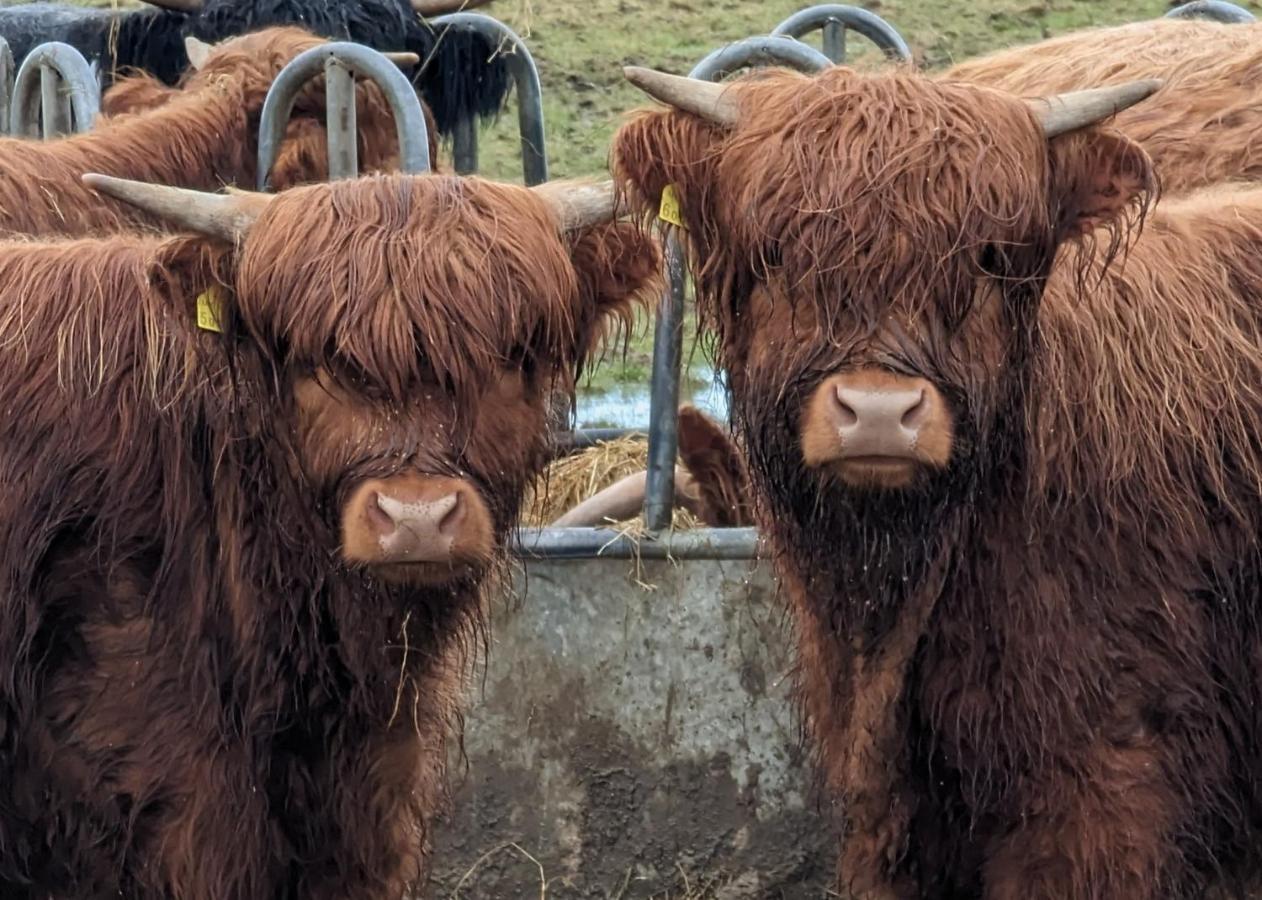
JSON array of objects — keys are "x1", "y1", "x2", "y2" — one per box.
[
  {"x1": 184, "y1": 36, "x2": 212, "y2": 71},
  {"x1": 610, "y1": 108, "x2": 723, "y2": 234},
  {"x1": 151, "y1": 236, "x2": 240, "y2": 334},
  {"x1": 568, "y1": 222, "x2": 663, "y2": 365},
  {"x1": 1048, "y1": 130, "x2": 1154, "y2": 241}
]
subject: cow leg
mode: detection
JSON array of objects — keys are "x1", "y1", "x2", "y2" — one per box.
[{"x1": 980, "y1": 742, "x2": 1178, "y2": 900}]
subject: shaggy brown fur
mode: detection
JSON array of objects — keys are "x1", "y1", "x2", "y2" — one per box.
[
  {"x1": 613, "y1": 65, "x2": 1262, "y2": 898},
  {"x1": 0, "y1": 172, "x2": 659, "y2": 898},
  {"x1": 0, "y1": 27, "x2": 412, "y2": 238},
  {"x1": 101, "y1": 28, "x2": 440, "y2": 174},
  {"x1": 945, "y1": 19, "x2": 1262, "y2": 195},
  {"x1": 675, "y1": 405, "x2": 753, "y2": 526}
]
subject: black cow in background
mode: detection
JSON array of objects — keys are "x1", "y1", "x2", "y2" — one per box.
[{"x1": 0, "y1": 0, "x2": 508, "y2": 135}]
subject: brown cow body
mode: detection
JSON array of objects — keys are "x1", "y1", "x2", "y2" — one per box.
[
  {"x1": 946, "y1": 19, "x2": 1262, "y2": 195},
  {"x1": 0, "y1": 27, "x2": 415, "y2": 238},
  {"x1": 0, "y1": 173, "x2": 657, "y2": 898},
  {"x1": 615, "y1": 65, "x2": 1262, "y2": 898}
]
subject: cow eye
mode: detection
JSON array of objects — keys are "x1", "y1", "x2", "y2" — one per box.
[{"x1": 978, "y1": 245, "x2": 1000, "y2": 276}]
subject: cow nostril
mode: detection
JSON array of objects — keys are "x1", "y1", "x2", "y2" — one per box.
[
  {"x1": 435, "y1": 493, "x2": 463, "y2": 537},
  {"x1": 834, "y1": 385, "x2": 858, "y2": 427},
  {"x1": 901, "y1": 390, "x2": 927, "y2": 429},
  {"x1": 367, "y1": 491, "x2": 396, "y2": 534}
]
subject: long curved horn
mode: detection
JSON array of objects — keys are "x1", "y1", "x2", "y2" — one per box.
[
  {"x1": 383, "y1": 52, "x2": 421, "y2": 67},
  {"x1": 532, "y1": 179, "x2": 623, "y2": 232},
  {"x1": 623, "y1": 66, "x2": 740, "y2": 127},
  {"x1": 81, "y1": 174, "x2": 271, "y2": 244},
  {"x1": 412, "y1": 0, "x2": 495, "y2": 15},
  {"x1": 137, "y1": 0, "x2": 203, "y2": 12},
  {"x1": 1028, "y1": 80, "x2": 1161, "y2": 138}
]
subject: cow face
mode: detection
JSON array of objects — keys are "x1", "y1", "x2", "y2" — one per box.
[
  {"x1": 288, "y1": 366, "x2": 541, "y2": 587},
  {"x1": 119, "y1": 174, "x2": 656, "y2": 590},
  {"x1": 614, "y1": 67, "x2": 1153, "y2": 498}
]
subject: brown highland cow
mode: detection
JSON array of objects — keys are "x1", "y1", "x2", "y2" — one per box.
[
  {"x1": 945, "y1": 18, "x2": 1262, "y2": 195},
  {"x1": 0, "y1": 171, "x2": 658, "y2": 898},
  {"x1": 614, "y1": 64, "x2": 1262, "y2": 898},
  {"x1": 0, "y1": 27, "x2": 423, "y2": 238}
]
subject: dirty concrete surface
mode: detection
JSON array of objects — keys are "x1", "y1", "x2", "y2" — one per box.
[{"x1": 429, "y1": 558, "x2": 834, "y2": 898}]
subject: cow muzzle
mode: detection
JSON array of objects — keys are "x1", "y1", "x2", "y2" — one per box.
[
  {"x1": 800, "y1": 369, "x2": 953, "y2": 489},
  {"x1": 341, "y1": 473, "x2": 495, "y2": 585}
]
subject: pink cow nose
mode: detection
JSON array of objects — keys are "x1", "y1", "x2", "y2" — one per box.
[
  {"x1": 832, "y1": 383, "x2": 928, "y2": 457},
  {"x1": 366, "y1": 490, "x2": 463, "y2": 563}
]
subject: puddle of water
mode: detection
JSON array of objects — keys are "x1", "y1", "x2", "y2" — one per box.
[{"x1": 575, "y1": 368, "x2": 729, "y2": 429}]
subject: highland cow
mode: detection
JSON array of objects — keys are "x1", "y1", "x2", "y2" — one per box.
[
  {"x1": 0, "y1": 169, "x2": 657, "y2": 899},
  {"x1": 0, "y1": 0, "x2": 507, "y2": 135},
  {"x1": 0, "y1": 27, "x2": 425, "y2": 238},
  {"x1": 945, "y1": 18, "x2": 1262, "y2": 194},
  {"x1": 614, "y1": 65, "x2": 1262, "y2": 898}
]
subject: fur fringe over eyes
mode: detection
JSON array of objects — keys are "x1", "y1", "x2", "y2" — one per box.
[
  {"x1": 611, "y1": 67, "x2": 1128, "y2": 361},
  {"x1": 236, "y1": 173, "x2": 660, "y2": 402}
]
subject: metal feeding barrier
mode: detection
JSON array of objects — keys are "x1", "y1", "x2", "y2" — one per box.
[
  {"x1": 772, "y1": 3, "x2": 912, "y2": 64},
  {"x1": 0, "y1": 38, "x2": 12, "y2": 137},
  {"x1": 256, "y1": 41, "x2": 432, "y2": 190},
  {"x1": 430, "y1": 13, "x2": 548, "y2": 185},
  {"x1": 1166, "y1": 1, "x2": 1256, "y2": 22},
  {"x1": 513, "y1": 37, "x2": 833, "y2": 562},
  {"x1": 10, "y1": 41, "x2": 98, "y2": 139}
]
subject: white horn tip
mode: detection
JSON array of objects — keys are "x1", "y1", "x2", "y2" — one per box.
[
  {"x1": 82, "y1": 173, "x2": 116, "y2": 191},
  {"x1": 623, "y1": 66, "x2": 655, "y2": 86},
  {"x1": 383, "y1": 51, "x2": 420, "y2": 67}
]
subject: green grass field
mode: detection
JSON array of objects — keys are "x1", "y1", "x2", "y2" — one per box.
[{"x1": 60, "y1": 0, "x2": 1254, "y2": 420}]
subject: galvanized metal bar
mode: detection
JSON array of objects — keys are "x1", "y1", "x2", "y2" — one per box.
[
  {"x1": 554, "y1": 428, "x2": 647, "y2": 453},
  {"x1": 452, "y1": 113, "x2": 478, "y2": 175},
  {"x1": 323, "y1": 56, "x2": 359, "y2": 180},
  {"x1": 431, "y1": 13, "x2": 548, "y2": 184},
  {"x1": 691, "y1": 35, "x2": 835, "y2": 82},
  {"x1": 1165, "y1": 1, "x2": 1256, "y2": 22},
  {"x1": 639, "y1": 37, "x2": 832, "y2": 534},
  {"x1": 0, "y1": 39, "x2": 13, "y2": 138},
  {"x1": 257, "y1": 42, "x2": 431, "y2": 191},
  {"x1": 10, "y1": 41, "x2": 99, "y2": 138},
  {"x1": 821, "y1": 18, "x2": 847, "y2": 64},
  {"x1": 514, "y1": 527, "x2": 761, "y2": 560},
  {"x1": 642, "y1": 239, "x2": 687, "y2": 531},
  {"x1": 39, "y1": 64, "x2": 67, "y2": 139},
  {"x1": 771, "y1": 4, "x2": 913, "y2": 62}
]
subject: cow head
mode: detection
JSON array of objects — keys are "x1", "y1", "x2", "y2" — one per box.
[
  {"x1": 102, "y1": 27, "x2": 428, "y2": 190},
  {"x1": 613, "y1": 67, "x2": 1155, "y2": 503},
  {"x1": 85, "y1": 173, "x2": 659, "y2": 589}
]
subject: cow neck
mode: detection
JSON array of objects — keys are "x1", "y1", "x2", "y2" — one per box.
[{"x1": 98, "y1": 78, "x2": 259, "y2": 196}]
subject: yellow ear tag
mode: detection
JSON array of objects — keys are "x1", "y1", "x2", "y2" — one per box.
[
  {"x1": 658, "y1": 184, "x2": 686, "y2": 229},
  {"x1": 196, "y1": 285, "x2": 225, "y2": 333}
]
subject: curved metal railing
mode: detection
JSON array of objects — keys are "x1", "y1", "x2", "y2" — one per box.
[
  {"x1": 772, "y1": 4, "x2": 912, "y2": 64},
  {"x1": 1165, "y1": 1, "x2": 1256, "y2": 22},
  {"x1": 11, "y1": 41, "x2": 98, "y2": 138},
  {"x1": 256, "y1": 42, "x2": 432, "y2": 190},
  {"x1": 431, "y1": 13, "x2": 548, "y2": 185}
]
